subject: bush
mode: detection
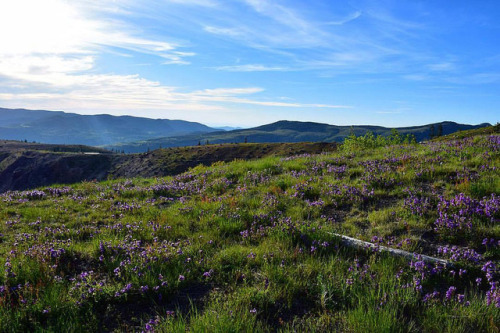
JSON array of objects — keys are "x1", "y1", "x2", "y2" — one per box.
[{"x1": 342, "y1": 129, "x2": 416, "y2": 151}]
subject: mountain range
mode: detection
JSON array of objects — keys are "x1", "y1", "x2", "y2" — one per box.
[
  {"x1": 0, "y1": 108, "x2": 216, "y2": 146},
  {"x1": 0, "y1": 108, "x2": 491, "y2": 153},
  {"x1": 106, "y1": 120, "x2": 491, "y2": 153}
]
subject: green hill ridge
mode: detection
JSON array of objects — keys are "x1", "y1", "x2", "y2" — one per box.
[{"x1": 107, "y1": 120, "x2": 490, "y2": 153}]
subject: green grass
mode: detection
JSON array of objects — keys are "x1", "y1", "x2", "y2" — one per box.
[{"x1": 0, "y1": 132, "x2": 498, "y2": 332}]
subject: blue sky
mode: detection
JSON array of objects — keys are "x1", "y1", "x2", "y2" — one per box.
[{"x1": 0, "y1": 0, "x2": 499, "y2": 127}]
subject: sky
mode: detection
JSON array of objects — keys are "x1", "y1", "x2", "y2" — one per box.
[{"x1": 0, "y1": 0, "x2": 499, "y2": 127}]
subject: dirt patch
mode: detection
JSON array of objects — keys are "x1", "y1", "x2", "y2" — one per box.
[
  {"x1": 322, "y1": 204, "x2": 352, "y2": 223},
  {"x1": 369, "y1": 195, "x2": 400, "y2": 210},
  {"x1": 100, "y1": 283, "x2": 213, "y2": 332}
]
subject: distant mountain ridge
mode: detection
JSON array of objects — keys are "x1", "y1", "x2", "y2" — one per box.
[
  {"x1": 0, "y1": 108, "x2": 217, "y2": 146},
  {"x1": 107, "y1": 120, "x2": 491, "y2": 153},
  {"x1": 0, "y1": 108, "x2": 491, "y2": 153},
  {"x1": 214, "y1": 126, "x2": 243, "y2": 131}
]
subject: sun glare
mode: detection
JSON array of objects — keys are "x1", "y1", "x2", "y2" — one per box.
[{"x1": 0, "y1": 0, "x2": 98, "y2": 56}]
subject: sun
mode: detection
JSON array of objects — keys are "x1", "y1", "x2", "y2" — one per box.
[{"x1": 0, "y1": 0, "x2": 98, "y2": 56}]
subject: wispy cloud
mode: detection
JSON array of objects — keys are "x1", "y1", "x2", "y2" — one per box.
[
  {"x1": 402, "y1": 74, "x2": 430, "y2": 81},
  {"x1": 445, "y1": 73, "x2": 500, "y2": 85},
  {"x1": 325, "y1": 11, "x2": 362, "y2": 26},
  {"x1": 362, "y1": 5, "x2": 425, "y2": 37},
  {"x1": 0, "y1": 72, "x2": 351, "y2": 117},
  {"x1": 244, "y1": 0, "x2": 315, "y2": 32},
  {"x1": 204, "y1": 26, "x2": 244, "y2": 37},
  {"x1": 192, "y1": 87, "x2": 264, "y2": 96},
  {"x1": 242, "y1": 0, "x2": 330, "y2": 48},
  {"x1": 376, "y1": 110, "x2": 403, "y2": 114},
  {"x1": 200, "y1": 1, "x2": 432, "y2": 74},
  {"x1": 166, "y1": 0, "x2": 218, "y2": 7},
  {"x1": 161, "y1": 52, "x2": 196, "y2": 65},
  {"x1": 0, "y1": 0, "x2": 194, "y2": 63},
  {"x1": 427, "y1": 62, "x2": 456, "y2": 72},
  {"x1": 214, "y1": 64, "x2": 289, "y2": 72}
]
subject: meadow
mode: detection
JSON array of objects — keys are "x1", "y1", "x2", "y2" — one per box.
[{"x1": 0, "y1": 130, "x2": 498, "y2": 332}]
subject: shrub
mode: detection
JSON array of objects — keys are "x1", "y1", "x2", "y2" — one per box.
[{"x1": 342, "y1": 129, "x2": 416, "y2": 151}]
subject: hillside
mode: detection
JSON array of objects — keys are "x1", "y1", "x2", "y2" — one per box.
[
  {"x1": 0, "y1": 131, "x2": 498, "y2": 331},
  {"x1": 0, "y1": 108, "x2": 216, "y2": 146},
  {"x1": 0, "y1": 141, "x2": 337, "y2": 193},
  {"x1": 431, "y1": 122, "x2": 500, "y2": 141},
  {"x1": 0, "y1": 140, "x2": 112, "y2": 154},
  {"x1": 107, "y1": 120, "x2": 491, "y2": 153}
]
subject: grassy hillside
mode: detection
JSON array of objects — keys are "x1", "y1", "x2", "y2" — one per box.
[
  {"x1": 432, "y1": 123, "x2": 500, "y2": 142},
  {"x1": 0, "y1": 140, "x2": 112, "y2": 154},
  {"x1": 107, "y1": 120, "x2": 491, "y2": 153},
  {"x1": 0, "y1": 133, "x2": 498, "y2": 332},
  {"x1": 0, "y1": 142, "x2": 337, "y2": 192},
  {"x1": 113, "y1": 142, "x2": 337, "y2": 179}
]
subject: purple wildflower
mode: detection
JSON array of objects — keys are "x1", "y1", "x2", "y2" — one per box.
[{"x1": 445, "y1": 286, "x2": 456, "y2": 301}]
